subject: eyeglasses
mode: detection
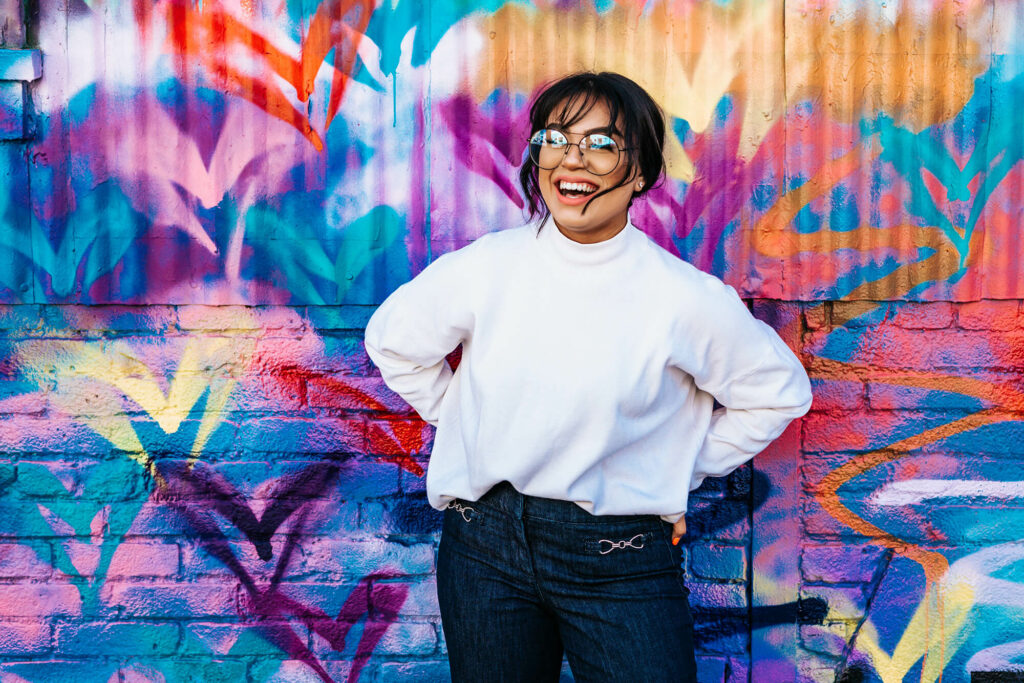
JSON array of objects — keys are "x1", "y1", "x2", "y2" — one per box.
[{"x1": 528, "y1": 129, "x2": 627, "y2": 176}]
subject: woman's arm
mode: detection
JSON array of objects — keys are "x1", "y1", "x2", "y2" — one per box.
[
  {"x1": 671, "y1": 279, "x2": 813, "y2": 491},
  {"x1": 364, "y1": 248, "x2": 477, "y2": 426}
]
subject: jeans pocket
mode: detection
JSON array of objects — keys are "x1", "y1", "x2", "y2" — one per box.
[
  {"x1": 441, "y1": 499, "x2": 492, "y2": 553},
  {"x1": 553, "y1": 518, "x2": 679, "y2": 583}
]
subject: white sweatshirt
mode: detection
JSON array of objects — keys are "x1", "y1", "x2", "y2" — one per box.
[{"x1": 364, "y1": 218, "x2": 812, "y2": 522}]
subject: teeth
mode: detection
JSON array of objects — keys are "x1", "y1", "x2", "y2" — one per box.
[{"x1": 559, "y1": 181, "x2": 597, "y2": 194}]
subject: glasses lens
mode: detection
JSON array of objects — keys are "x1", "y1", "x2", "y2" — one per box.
[
  {"x1": 580, "y1": 134, "x2": 619, "y2": 175},
  {"x1": 529, "y1": 129, "x2": 568, "y2": 169}
]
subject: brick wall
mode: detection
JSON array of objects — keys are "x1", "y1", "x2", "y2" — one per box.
[
  {"x1": 0, "y1": 304, "x2": 762, "y2": 681},
  {"x1": 4, "y1": 1, "x2": 1024, "y2": 682}
]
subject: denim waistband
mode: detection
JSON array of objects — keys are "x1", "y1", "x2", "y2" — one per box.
[{"x1": 468, "y1": 481, "x2": 657, "y2": 524}]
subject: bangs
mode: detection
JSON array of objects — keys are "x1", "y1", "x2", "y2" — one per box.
[{"x1": 547, "y1": 90, "x2": 625, "y2": 140}]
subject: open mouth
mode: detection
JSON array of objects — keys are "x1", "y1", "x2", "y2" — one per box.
[{"x1": 558, "y1": 180, "x2": 598, "y2": 199}]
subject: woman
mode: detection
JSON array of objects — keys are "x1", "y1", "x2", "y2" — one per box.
[{"x1": 364, "y1": 72, "x2": 812, "y2": 682}]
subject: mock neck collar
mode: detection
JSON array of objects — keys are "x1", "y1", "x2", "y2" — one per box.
[{"x1": 538, "y1": 216, "x2": 639, "y2": 266}]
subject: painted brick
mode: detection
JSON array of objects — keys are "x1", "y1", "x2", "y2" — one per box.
[
  {"x1": 808, "y1": 378, "x2": 865, "y2": 411},
  {"x1": 800, "y1": 497, "x2": 872, "y2": 541},
  {"x1": 0, "y1": 583, "x2": 81, "y2": 617},
  {"x1": 176, "y1": 305, "x2": 266, "y2": 331},
  {"x1": 335, "y1": 459, "x2": 403, "y2": 500},
  {"x1": 0, "y1": 542, "x2": 51, "y2": 577},
  {"x1": 181, "y1": 622, "x2": 267, "y2": 657},
  {"x1": 0, "y1": 81, "x2": 22, "y2": 139},
  {"x1": 830, "y1": 301, "x2": 885, "y2": 327},
  {"x1": 801, "y1": 544, "x2": 885, "y2": 584},
  {"x1": 226, "y1": 375, "x2": 308, "y2": 413},
  {"x1": 0, "y1": 379, "x2": 46, "y2": 414},
  {"x1": 0, "y1": 305, "x2": 40, "y2": 332},
  {"x1": 252, "y1": 335, "x2": 330, "y2": 374},
  {"x1": 180, "y1": 536, "x2": 323, "y2": 581},
  {"x1": 726, "y1": 656, "x2": 750, "y2": 683},
  {"x1": 15, "y1": 459, "x2": 144, "y2": 501},
  {"x1": 804, "y1": 326, "x2": 1020, "y2": 370},
  {"x1": 378, "y1": 660, "x2": 452, "y2": 682},
  {"x1": 400, "y1": 469, "x2": 428, "y2": 494},
  {"x1": 803, "y1": 303, "x2": 829, "y2": 330},
  {"x1": 304, "y1": 332, "x2": 374, "y2": 370},
  {"x1": 372, "y1": 578, "x2": 438, "y2": 617},
  {"x1": 0, "y1": 461, "x2": 13, "y2": 490},
  {"x1": 307, "y1": 374, "x2": 410, "y2": 413},
  {"x1": 866, "y1": 382, "x2": 986, "y2": 411},
  {"x1": 299, "y1": 498, "x2": 363, "y2": 539},
  {"x1": 696, "y1": 655, "x2": 728, "y2": 682},
  {"x1": 65, "y1": 305, "x2": 177, "y2": 335},
  {"x1": 133, "y1": 419, "x2": 241, "y2": 456},
  {"x1": 106, "y1": 541, "x2": 179, "y2": 578},
  {"x1": 100, "y1": 582, "x2": 238, "y2": 618},
  {"x1": 695, "y1": 616, "x2": 749, "y2": 655},
  {"x1": 800, "y1": 584, "x2": 869, "y2": 615},
  {"x1": 207, "y1": 459, "x2": 356, "y2": 499},
  {"x1": 690, "y1": 544, "x2": 747, "y2": 581},
  {"x1": 300, "y1": 539, "x2": 435, "y2": 578},
  {"x1": 688, "y1": 581, "x2": 747, "y2": 610},
  {"x1": 249, "y1": 658, "x2": 356, "y2": 682},
  {"x1": 751, "y1": 300, "x2": 802, "y2": 337},
  {"x1": 726, "y1": 465, "x2": 751, "y2": 498},
  {"x1": 800, "y1": 619, "x2": 855, "y2": 657},
  {"x1": 0, "y1": 620, "x2": 51, "y2": 654},
  {"x1": 684, "y1": 499, "x2": 750, "y2": 542},
  {"x1": 957, "y1": 300, "x2": 1021, "y2": 330},
  {"x1": 361, "y1": 620, "x2": 437, "y2": 656},
  {"x1": 889, "y1": 302, "x2": 954, "y2": 329},
  {"x1": 379, "y1": 494, "x2": 443, "y2": 535},
  {"x1": 802, "y1": 410, "x2": 960, "y2": 454},
  {"x1": 0, "y1": 415, "x2": 111, "y2": 454},
  {"x1": 367, "y1": 418, "x2": 434, "y2": 458},
  {"x1": 234, "y1": 416, "x2": 364, "y2": 453},
  {"x1": 689, "y1": 476, "x2": 727, "y2": 499},
  {"x1": 306, "y1": 305, "x2": 376, "y2": 331},
  {"x1": 0, "y1": 660, "x2": 119, "y2": 681},
  {"x1": 55, "y1": 620, "x2": 180, "y2": 655},
  {"x1": 118, "y1": 660, "x2": 249, "y2": 683},
  {"x1": 800, "y1": 456, "x2": 856, "y2": 494},
  {"x1": 359, "y1": 501, "x2": 392, "y2": 535}
]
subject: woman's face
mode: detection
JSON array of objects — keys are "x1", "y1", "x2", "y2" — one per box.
[{"x1": 537, "y1": 99, "x2": 639, "y2": 244}]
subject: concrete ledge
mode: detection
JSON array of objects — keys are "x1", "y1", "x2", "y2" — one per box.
[{"x1": 0, "y1": 48, "x2": 41, "y2": 81}]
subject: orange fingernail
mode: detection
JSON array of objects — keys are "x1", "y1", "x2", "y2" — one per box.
[{"x1": 672, "y1": 537, "x2": 679, "y2": 546}]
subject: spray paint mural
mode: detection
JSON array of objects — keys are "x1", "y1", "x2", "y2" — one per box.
[{"x1": 1, "y1": 0, "x2": 1023, "y2": 681}]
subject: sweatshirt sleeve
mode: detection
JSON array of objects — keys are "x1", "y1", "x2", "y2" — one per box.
[
  {"x1": 363, "y1": 245, "x2": 478, "y2": 426},
  {"x1": 670, "y1": 277, "x2": 813, "y2": 491}
]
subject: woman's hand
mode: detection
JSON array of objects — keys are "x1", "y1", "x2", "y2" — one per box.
[{"x1": 671, "y1": 518, "x2": 686, "y2": 546}]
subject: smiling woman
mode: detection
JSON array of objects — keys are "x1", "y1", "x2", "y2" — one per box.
[
  {"x1": 520, "y1": 72, "x2": 666, "y2": 244},
  {"x1": 364, "y1": 72, "x2": 812, "y2": 682}
]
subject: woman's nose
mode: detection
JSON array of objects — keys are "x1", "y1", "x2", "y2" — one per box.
[{"x1": 561, "y1": 143, "x2": 585, "y2": 169}]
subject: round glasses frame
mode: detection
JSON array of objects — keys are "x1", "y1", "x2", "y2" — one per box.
[{"x1": 528, "y1": 129, "x2": 631, "y2": 176}]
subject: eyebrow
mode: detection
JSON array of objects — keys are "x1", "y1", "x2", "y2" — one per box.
[{"x1": 545, "y1": 123, "x2": 620, "y2": 136}]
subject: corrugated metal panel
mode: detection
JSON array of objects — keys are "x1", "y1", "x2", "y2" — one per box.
[{"x1": 3, "y1": 0, "x2": 1021, "y2": 304}]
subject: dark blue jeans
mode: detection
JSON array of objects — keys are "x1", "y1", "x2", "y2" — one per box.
[{"x1": 436, "y1": 482, "x2": 697, "y2": 682}]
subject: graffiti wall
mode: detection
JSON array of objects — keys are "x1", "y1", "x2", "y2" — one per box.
[{"x1": 0, "y1": 0, "x2": 1022, "y2": 681}]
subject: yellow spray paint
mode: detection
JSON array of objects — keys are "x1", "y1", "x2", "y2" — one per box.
[{"x1": 19, "y1": 331, "x2": 256, "y2": 479}]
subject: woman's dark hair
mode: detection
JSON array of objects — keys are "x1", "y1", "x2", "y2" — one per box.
[{"x1": 519, "y1": 72, "x2": 666, "y2": 219}]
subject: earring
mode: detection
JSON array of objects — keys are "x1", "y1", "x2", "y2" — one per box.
[{"x1": 637, "y1": 180, "x2": 644, "y2": 190}]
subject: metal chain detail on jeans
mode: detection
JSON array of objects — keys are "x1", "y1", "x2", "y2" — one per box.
[{"x1": 446, "y1": 500, "x2": 478, "y2": 522}]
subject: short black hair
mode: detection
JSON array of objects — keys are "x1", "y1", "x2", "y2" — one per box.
[{"x1": 519, "y1": 72, "x2": 666, "y2": 219}]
